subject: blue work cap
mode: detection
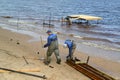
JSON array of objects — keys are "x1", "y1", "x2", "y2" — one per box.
[{"x1": 46, "y1": 30, "x2": 52, "y2": 33}]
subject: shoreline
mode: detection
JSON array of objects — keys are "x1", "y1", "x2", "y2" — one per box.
[
  {"x1": 0, "y1": 28, "x2": 120, "y2": 79},
  {"x1": 1, "y1": 21, "x2": 120, "y2": 62},
  {"x1": 0, "y1": 17, "x2": 120, "y2": 52},
  {"x1": 0, "y1": 16, "x2": 120, "y2": 63}
]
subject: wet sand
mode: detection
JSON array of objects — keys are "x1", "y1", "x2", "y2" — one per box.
[{"x1": 0, "y1": 28, "x2": 120, "y2": 80}]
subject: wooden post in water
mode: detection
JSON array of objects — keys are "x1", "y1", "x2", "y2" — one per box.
[
  {"x1": 43, "y1": 18, "x2": 45, "y2": 28},
  {"x1": 86, "y1": 56, "x2": 90, "y2": 64},
  {"x1": 17, "y1": 17, "x2": 19, "y2": 31},
  {"x1": 49, "y1": 13, "x2": 51, "y2": 28}
]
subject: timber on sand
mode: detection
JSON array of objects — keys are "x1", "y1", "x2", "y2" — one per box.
[{"x1": 66, "y1": 58, "x2": 115, "y2": 80}]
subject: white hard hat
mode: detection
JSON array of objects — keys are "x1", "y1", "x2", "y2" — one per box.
[{"x1": 63, "y1": 44, "x2": 67, "y2": 48}]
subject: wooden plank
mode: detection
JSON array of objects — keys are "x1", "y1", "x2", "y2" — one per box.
[
  {"x1": 0, "y1": 67, "x2": 46, "y2": 79},
  {"x1": 66, "y1": 59, "x2": 115, "y2": 80}
]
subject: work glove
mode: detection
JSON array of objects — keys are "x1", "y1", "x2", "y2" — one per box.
[{"x1": 43, "y1": 44, "x2": 48, "y2": 48}]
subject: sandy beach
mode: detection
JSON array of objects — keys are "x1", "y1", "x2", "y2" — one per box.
[{"x1": 0, "y1": 28, "x2": 120, "y2": 80}]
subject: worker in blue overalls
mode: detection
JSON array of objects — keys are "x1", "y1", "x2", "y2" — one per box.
[
  {"x1": 43, "y1": 30, "x2": 61, "y2": 65},
  {"x1": 63, "y1": 39, "x2": 76, "y2": 60}
]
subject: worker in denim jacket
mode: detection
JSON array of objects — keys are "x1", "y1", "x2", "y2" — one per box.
[
  {"x1": 63, "y1": 39, "x2": 76, "y2": 60},
  {"x1": 43, "y1": 30, "x2": 61, "y2": 65}
]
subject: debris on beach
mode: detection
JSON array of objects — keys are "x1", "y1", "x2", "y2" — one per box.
[
  {"x1": 49, "y1": 65, "x2": 54, "y2": 68},
  {"x1": 16, "y1": 40, "x2": 20, "y2": 45},
  {"x1": 10, "y1": 38, "x2": 13, "y2": 41},
  {"x1": 37, "y1": 52, "x2": 39, "y2": 54}
]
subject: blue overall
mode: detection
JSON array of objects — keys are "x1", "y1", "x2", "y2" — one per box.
[
  {"x1": 64, "y1": 39, "x2": 76, "y2": 59},
  {"x1": 44, "y1": 34, "x2": 57, "y2": 48}
]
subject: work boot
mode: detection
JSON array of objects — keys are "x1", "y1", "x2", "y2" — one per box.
[
  {"x1": 57, "y1": 59, "x2": 61, "y2": 64},
  {"x1": 44, "y1": 61, "x2": 50, "y2": 65},
  {"x1": 66, "y1": 56, "x2": 71, "y2": 61},
  {"x1": 66, "y1": 56, "x2": 69, "y2": 58}
]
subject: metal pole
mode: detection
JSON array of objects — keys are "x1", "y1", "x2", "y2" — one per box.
[{"x1": 40, "y1": 36, "x2": 45, "y2": 61}]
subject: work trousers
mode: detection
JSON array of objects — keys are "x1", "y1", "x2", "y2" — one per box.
[
  {"x1": 46, "y1": 41, "x2": 61, "y2": 63},
  {"x1": 68, "y1": 47, "x2": 76, "y2": 59},
  {"x1": 68, "y1": 42, "x2": 76, "y2": 60}
]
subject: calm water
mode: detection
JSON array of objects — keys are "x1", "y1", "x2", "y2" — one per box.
[{"x1": 0, "y1": 0, "x2": 120, "y2": 55}]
